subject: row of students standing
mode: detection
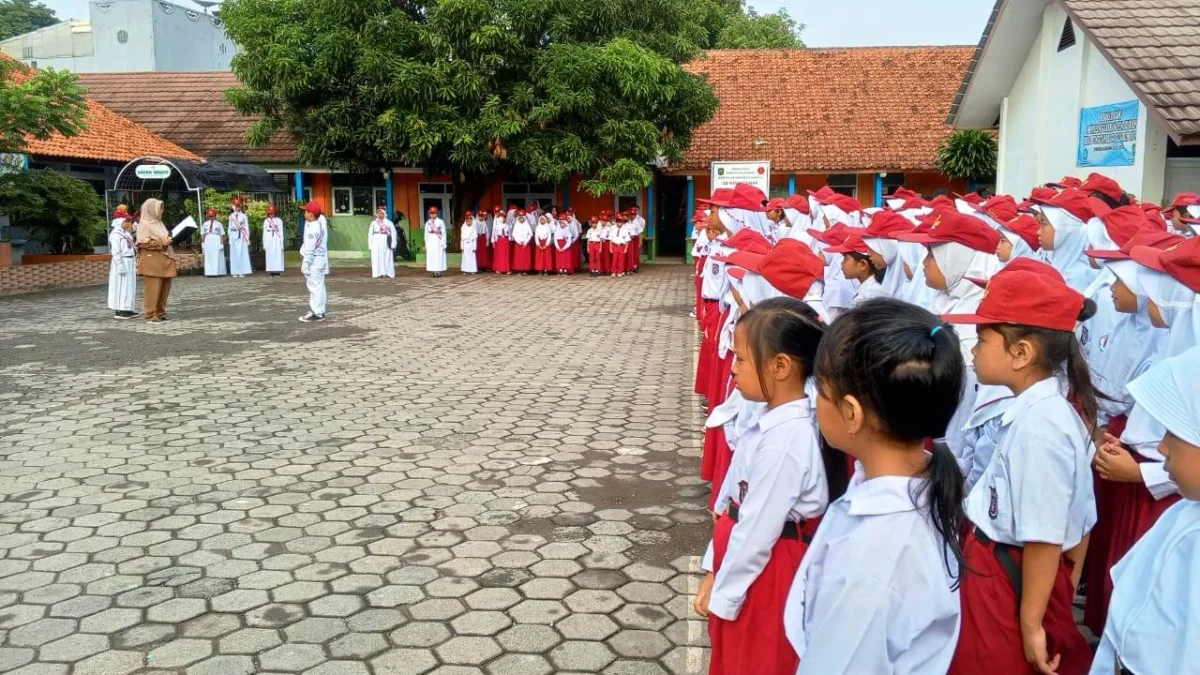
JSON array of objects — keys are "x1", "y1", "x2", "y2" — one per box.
[
  {"x1": 200, "y1": 198, "x2": 288, "y2": 278},
  {"x1": 688, "y1": 177, "x2": 1200, "y2": 674}
]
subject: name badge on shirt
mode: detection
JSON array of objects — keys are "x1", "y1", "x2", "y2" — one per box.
[
  {"x1": 1079, "y1": 325, "x2": 1090, "y2": 346},
  {"x1": 989, "y1": 486, "x2": 999, "y2": 520}
]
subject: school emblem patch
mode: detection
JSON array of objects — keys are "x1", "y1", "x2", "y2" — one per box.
[
  {"x1": 1080, "y1": 325, "x2": 1090, "y2": 346},
  {"x1": 738, "y1": 480, "x2": 749, "y2": 504},
  {"x1": 711, "y1": 263, "x2": 720, "y2": 275},
  {"x1": 1099, "y1": 335, "x2": 1110, "y2": 351},
  {"x1": 988, "y1": 486, "x2": 998, "y2": 519}
]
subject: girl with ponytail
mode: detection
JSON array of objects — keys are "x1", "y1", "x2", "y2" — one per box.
[
  {"x1": 942, "y1": 270, "x2": 1099, "y2": 675},
  {"x1": 692, "y1": 298, "x2": 845, "y2": 675},
  {"x1": 784, "y1": 298, "x2": 967, "y2": 674}
]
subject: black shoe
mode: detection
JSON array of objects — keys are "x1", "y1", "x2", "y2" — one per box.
[
  {"x1": 157, "y1": 314, "x2": 170, "y2": 322},
  {"x1": 114, "y1": 311, "x2": 138, "y2": 320},
  {"x1": 299, "y1": 312, "x2": 325, "y2": 323}
]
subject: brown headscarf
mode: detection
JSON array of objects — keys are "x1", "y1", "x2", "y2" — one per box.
[{"x1": 136, "y1": 198, "x2": 169, "y2": 244}]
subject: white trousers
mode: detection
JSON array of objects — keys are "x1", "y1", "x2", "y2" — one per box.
[{"x1": 306, "y1": 269, "x2": 327, "y2": 316}]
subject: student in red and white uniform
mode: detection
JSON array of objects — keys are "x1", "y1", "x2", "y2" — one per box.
[
  {"x1": 944, "y1": 271, "x2": 1100, "y2": 675},
  {"x1": 694, "y1": 297, "x2": 845, "y2": 675},
  {"x1": 511, "y1": 210, "x2": 534, "y2": 273},
  {"x1": 1088, "y1": 345, "x2": 1200, "y2": 675},
  {"x1": 368, "y1": 206, "x2": 397, "y2": 279},
  {"x1": 201, "y1": 208, "x2": 225, "y2": 277},
  {"x1": 553, "y1": 215, "x2": 573, "y2": 275},
  {"x1": 533, "y1": 213, "x2": 554, "y2": 275},
  {"x1": 263, "y1": 204, "x2": 286, "y2": 277},
  {"x1": 1164, "y1": 191, "x2": 1200, "y2": 237},
  {"x1": 610, "y1": 220, "x2": 631, "y2": 278},
  {"x1": 629, "y1": 206, "x2": 645, "y2": 273},
  {"x1": 475, "y1": 208, "x2": 492, "y2": 272},
  {"x1": 785, "y1": 298, "x2": 968, "y2": 674},
  {"x1": 491, "y1": 207, "x2": 512, "y2": 275},
  {"x1": 1031, "y1": 188, "x2": 1100, "y2": 291},
  {"x1": 586, "y1": 217, "x2": 605, "y2": 277}
]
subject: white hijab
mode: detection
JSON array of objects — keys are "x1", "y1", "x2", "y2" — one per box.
[
  {"x1": 999, "y1": 226, "x2": 1037, "y2": 262},
  {"x1": 1039, "y1": 206, "x2": 1098, "y2": 291},
  {"x1": 1142, "y1": 268, "x2": 1199, "y2": 357},
  {"x1": 897, "y1": 242, "x2": 937, "y2": 307},
  {"x1": 864, "y1": 237, "x2": 906, "y2": 299}
]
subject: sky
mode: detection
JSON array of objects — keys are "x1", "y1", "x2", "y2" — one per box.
[{"x1": 41, "y1": 0, "x2": 996, "y2": 48}]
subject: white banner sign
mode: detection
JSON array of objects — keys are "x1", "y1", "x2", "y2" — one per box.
[
  {"x1": 135, "y1": 164, "x2": 172, "y2": 180},
  {"x1": 711, "y1": 161, "x2": 770, "y2": 195}
]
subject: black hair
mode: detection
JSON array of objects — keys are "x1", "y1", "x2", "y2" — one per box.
[
  {"x1": 982, "y1": 298, "x2": 1101, "y2": 431},
  {"x1": 739, "y1": 297, "x2": 849, "y2": 501},
  {"x1": 1089, "y1": 190, "x2": 1134, "y2": 209},
  {"x1": 846, "y1": 251, "x2": 886, "y2": 284},
  {"x1": 815, "y1": 298, "x2": 967, "y2": 584}
]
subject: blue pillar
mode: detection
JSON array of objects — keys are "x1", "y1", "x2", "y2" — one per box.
[
  {"x1": 686, "y1": 176, "x2": 695, "y2": 216},
  {"x1": 686, "y1": 176, "x2": 695, "y2": 264},
  {"x1": 969, "y1": 180, "x2": 979, "y2": 194},
  {"x1": 874, "y1": 173, "x2": 884, "y2": 207},
  {"x1": 385, "y1": 170, "x2": 395, "y2": 219},
  {"x1": 294, "y1": 171, "x2": 305, "y2": 249},
  {"x1": 788, "y1": 174, "x2": 796, "y2": 195}
]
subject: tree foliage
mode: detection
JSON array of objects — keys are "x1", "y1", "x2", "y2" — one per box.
[
  {"x1": 716, "y1": 8, "x2": 804, "y2": 49},
  {"x1": 0, "y1": 169, "x2": 106, "y2": 253},
  {"x1": 220, "y1": 0, "x2": 723, "y2": 220},
  {"x1": 0, "y1": 59, "x2": 89, "y2": 153},
  {"x1": 0, "y1": 0, "x2": 57, "y2": 42},
  {"x1": 937, "y1": 130, "x2": 998, "y2": 182}
]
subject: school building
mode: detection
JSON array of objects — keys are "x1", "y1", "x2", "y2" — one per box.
[
  {"x1": 78, "y1": 45, "x2": 975, "y2": 260},
  {"x1": 950, "y1": 0, "x2": 1200, "y2": 205}
]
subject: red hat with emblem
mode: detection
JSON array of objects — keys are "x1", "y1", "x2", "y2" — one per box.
[
  {"x1": 1031, "y1": 187, "x2": 1096, "y2": 223},
  {"x1": 973, "y1": 194, "x2": 1020, "y2": 224},
  {"x1": 206, "y1": 207, "x2": 218, "y2": 217},
  {"x1": 1048, "y1": 176, "x2": 1084, "y2": 189},
  {"x1": 758, "y1": 239, "x2": 825, "y2": 299},
  {"x1": 1083, "y1": 204, "x2": 1152, "y2": 258},
  {"x1": 303, "y1": 201, "x2": 322, "y2": 215},
  {"x1": 826, "y1": 193, "x2": 863, "y2": 214},
  {"x1": 864, "y1": 210, "x2": 916, "y2": 239},
  {"x1": 1131, "y1": 237, "x2": 1200, "y2": 291},
  {"x1": 953, "y1": 192, "x2": 984, "y2": 206},
  {"x1": 786, "y1": 194, "x2": 810, "y2": 214},
  {"x1": 1000, "y1": 214, "x2": 1042, "y2": 252},
  {"x1": 267, "y1": 205, "x2": 277, "y2": 215},
  {"x1": 807, "y1": 186, "x2": 838, "y2": 203},
  {"x1": 1166, "y1": 192, "x2": 1200, "y2": 213},
  {"x1": 928, "y1": 195, "x2": 956, "y2": 210},
  {"x1": 969, "y1": 256, "x2": 1063, "y2": 288},
  {"x1": 765, "y1": 197, "x2": 789, "y2": 211},
  {"x1": 807, "y1": 223, "x2": 852, "y2": 246},
  {"x1": 428, "y1": 205, "x2": 439, "y2": 214},
  {"x1": 944, "y1": 270, "x2": 1086, "y2": 332},
  {"x1": 722, "y1": 228, "x2": 772, "y2": 255},
  {"x1": 886, "y1": 187, "x2": 921, "y2": 202},
  {"x1": 825, "y1": 233, "x2": 871, "y2": 255},
  {"x1": 1081, "y1": 172, "x2": 1125, "y2": 203},
  {"x1": 727, "y1": 183, "x2": 769, "y2": 212},
  {"x1": 1089, "y1": 229, "x2": 1185, "y2": 261},
  {"x1": 897, "y1": 209, "x2": 1001, "y2": 253},
  {"x1": 699, "y1": 187, "x2": 736, "y2": 207}
]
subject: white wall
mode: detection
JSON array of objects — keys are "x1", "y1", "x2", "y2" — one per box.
[
  {"x1": 996, "y1": 3, "x2": 1169, "y2": 202},
  {"x1": 87, "y1": 0, "x2": 156, "y2": 72},
  {"x1": 150, "y1": 1, "x2": 236, "y2": 71}
]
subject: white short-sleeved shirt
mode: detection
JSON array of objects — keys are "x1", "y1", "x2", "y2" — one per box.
[
  {"x1": 852, "y1": 276, "x2": 888, "y2": 306},
  {"x1": 702, "y1": 400, "x2": 828, "y2": 620},
  {"x1": 959, "y1": 394, "x2": 1014, "y2": 493},
  {"x1": 700, "y1": 241, "x2": 733, "y2": 301},
  {"x1": 965, "y1": 377, "x2": 1097, "y2": 548},
  {"x1": 1089, "y1": 501, "x2": 1200, "y2": 675},
  {"x1": 785, "y1": 469, "x2": 962, "y2": 674}
]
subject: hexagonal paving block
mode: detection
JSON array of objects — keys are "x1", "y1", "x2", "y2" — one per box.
[
  {"x1": 606, "y1": 629, "x2": 673, "y2": 659},
  {"x1": 347, "y1": 608, "x2": 407, "y2": 632},
  {"x1": 146, "y1": 639, "x2": 213, "y2": 668},
  {"x1": 366, "y1": 584, "x2": 425, "y2": 608},
  {"x1": 616, "y1": 582, "x2": 673, "y2": 605},
  {"x1": 371, "y1": 647, "x2": 438, "y2": 675},
  {"x1": 407, "y1": 598, "x2": 466, "y2": 621},
  {"x1": 549, "y1": 641, "x2": 617, "y2": 671},
  {"x1": 211, "y1": 589, "x2": 270, "y2": 613},
  {"x1": 484, "y1": 654, "x2": 553, "y2": 675},
  {"x1": 603, "y1": 660, "x2": 671, "y2": 675},
  {"x1": 38, "y1": 633, "x2": 108, "y2": 662},
  {"x1": 612, "y1": 603, "x2": 674, "y2": 631},
  {"x1": 435, "y1": 636, "x2": 502, "y2": 666},
  {"x1": 564, "y1": 589, "x2": 624, "y2": 614},
  {"x1": 556, "y1": 613, "x2": 620, "y2": 641},
  {"x1": 450, "y1": 610, "x2": 512, "y2": 636},
  {"x1": 389, "y1": 620, "x2": 452, "y2": 648},
  {"x1": 218, "y1": 628, "x2": 282, "y2": 654},
  {"x1": 146, "y1": 598, "x2": 206, "y2": 623},
  {"x1": 328, "y1": 632, "x2": 389, "y2": 659},
  {"x1": 259, "y1": 643, "x2": 327, "y2": 672},
  {"x1": 8, "y1": 618, "x2": 74, "y2": 647},
  {"x1": 518, "y1": 578, "x2": 576, "y2": 600},
  {"x1": 464, "y1": 587, "x2": 521, "y2": 611},
  {"x1": 73, "y1": 650, "x2": 144, "y2": 675},
  {"x1": 309, "y1": 593, "x2": 364, "y2": 617},
  {"x1": 284, "y1": 617, "x2": 348, "y2": 644},
  {"x1": 186, "y1": 655, "x2": 255, "y2": 675}
]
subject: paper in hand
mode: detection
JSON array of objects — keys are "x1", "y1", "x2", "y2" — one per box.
[{"x1": 171, "y1": 217, "x2": 198, "y2": 245}]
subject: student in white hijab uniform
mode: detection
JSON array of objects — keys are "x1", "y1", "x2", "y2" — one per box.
[
  {"x1": 1031, "y1": 189, "x2": 1100, "y2": 291},
  {"x1": 995, "y1": 214, "x2": 1041, "y2": 264},
  {"x1": 107, "y1": 214, "x2": 138, "y2": 319},
  {"x1": 806, "y1": 224, "x2": 857, "y2": 322},
  {"x1": 200, "y1": 208, "x2": 225, "y2": 277},
  {"x1": 262, "y1": 204, "x2": 286, "y2": 276},
  {"x1": 460, "y1": 212, "x2": 478, "y2": 275},
  {"x1": 368, "y1": 206, "x2": 397, "y2": 279},
  {"x1": 1088, "y1": 345, "x2": 1200, "y2": 675},
  {"x1": 227, "y1": 199, "x2": 253, "y2": 277},
  {"x1": 424, "y1": 206, "x2": 448, "y2": 277}
]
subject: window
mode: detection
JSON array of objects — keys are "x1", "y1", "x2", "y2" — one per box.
[
  {"x1": 828, "y1": 173, "x2": 858, "y2": 198},
  {"x1": 333, "y1": 187, "x2": 352, "y2": 215},
  {"x1": 332, "y1": 174, "x2": 385, "y2": 215},
  {"x1": 1057, "y1": 18, "x2": 1076, "y2": 52},
  {"x1": 117, "y1": 30, "x2": 128, "y2": 44},
  {"x1": 615, "y1": 194, "x2": 641, "y2": 213},
  {"x1": 881, "y1": 173, "x2": 906, "y2": 195},
  {"x1": 373, "y1": 188, "x2": 389, "y2": 212},
  {"x1": 22, "y1": 47, "x2": 33, "y2": 58},
  {"x1": 303, "y1": 187, "x2": 313, "y2": 203}
]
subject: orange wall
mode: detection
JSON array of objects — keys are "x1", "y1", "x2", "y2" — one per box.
[{"x1": 313, "y1": 173, "x2": 331, "y2": 212}]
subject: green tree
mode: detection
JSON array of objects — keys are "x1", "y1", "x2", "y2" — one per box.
[
  {"x1": 716, "y1": 7, "x2": 804, "y2": 49},
  {"x1": 0, "y1": 169, "x2": 106, "y2": 253},
  {"x1": 0, "y1": 58, "x2": 89, "y2": 152},
  {"x1": 0, "y1": 0, "x2": 57, "y2": 42},
  {"x1": 936, "y1": 129, "x2": 998, "y2": 182},
  {"x1": 221, "y1": 0, "x2": 720, "y2": 223}
]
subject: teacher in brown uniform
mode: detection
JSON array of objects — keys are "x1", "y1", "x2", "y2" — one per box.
[{"x1": 135, "y1": 198, "x2": 177, "y2": 322}]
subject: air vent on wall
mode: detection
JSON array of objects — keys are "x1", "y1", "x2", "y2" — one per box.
[{"x1": 1058, "y1": 18, "x2": 1076, "y2": 52}]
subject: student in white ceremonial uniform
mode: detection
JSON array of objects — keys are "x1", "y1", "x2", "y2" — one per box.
[
  {"x1": 1089, "y1": 345, "x2": 1200, "y2": 675},
  {"x1": 368, "y1": 206, "x2": 397, "y2": 279},
  {"x1": 228, "y1": 198, "x2": 253, "y2": 277},
  {"x1": 201, "y1": 208, "x2": 225, "y2": 277},
  {"x1": 784, "y1": 299, "x2": 967, "y2": 675},
  {"x1": 262, "y1": 204, "x2": 286, "y2": 277},
  {"x1": 299, "y1": 201, "x2": 329, "y2": 323},
  {"x1": 107, "y1": 215, "x2": 138, "y2": 319},
  {"x1": 461, "y1": 211, "x2": 478, "y2": 274},
  {"x1": 424, "y1": 205, "x2": 447, "y2": 278}
]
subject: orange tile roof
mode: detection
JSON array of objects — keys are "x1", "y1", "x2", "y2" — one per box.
[
  {"x1": 4, "y1": 58, "x2": 200, "y2": 163},
  {"x1": 676, "y1": 46, "x2": 976, "y2": 174}
]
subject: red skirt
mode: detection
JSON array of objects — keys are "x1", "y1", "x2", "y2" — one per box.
[
  {"x1": 555, "y1": 245, "x2": 571, "y2": 271},
  {"x1": 571, "y1": 240, "x2": 581, "y2": 270},
  {"x1": 513, "y1": 243, "x2": 533, "y2": 271},
  {"x1": 476, "y1": 234, "x2": 491, "y2": 271},
  {"x1": 695, "y1": 257, "x2": 706, "y2": 322},
  {"x1": 588, "y1": 242, "x2": 603, "y2": 272},
  {"x1": 695, "y1": 301, "x2": 720, "y2": 395},
  {"x1": 708, "y1": 511, "x2": 812, "y2": 675},
  {"x1": 493, "y1": 237, "x2": 511, "y2": 274},
  {"x1": 707, "y1": 352, "x2": 734, "y2": 413},
  {"x1": 701, "y1": 426, "x2": 735, "y2": 506},
  {"x1": 949, "y1": 532, "x2": 1091, "y2": 675},
  {"x1": 534, "y1": 245, "x2": 553, "y2": 271},
  {"x1": 630, "y1": 235, "x2": 641, "y2": 269}
]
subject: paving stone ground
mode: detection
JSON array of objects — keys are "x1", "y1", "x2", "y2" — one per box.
[{"x1": 0, "y1": 265, "x2": 712, "y2": 675}]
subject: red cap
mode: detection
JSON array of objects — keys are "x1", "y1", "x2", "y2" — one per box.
[
  {"x1": 765, "y1": 197, "x2": 789, "y2": 211},
  {"x1": 897, "y1": 209, "x2": 1001, "y2": 253},
  {"x1": 808, "y1": 223, "x2": 852, "y2": 246},
  {"x1": 1029, "y1": 186, "x2": 1059, "y2": 202},
  {"x1": 112, "y1": 207, "x2": 130, "y2": 218},
  {"x1": 231, "y1": 197, "x2": 244, "y2": 207},
  {"x1": 699, "y1": 188, "x2": 736, "y2": 207},
  {"x1": 713, "y1": 248, "x2": 766, "y2": 272},
  {"x1": 825, "y1": 233, "x2": 871, "y2": 255},
  {"x1": 727, "y1": 183, "x2": 769, "y2": 212},
  {"x1": 968, "y1": 257, "x2": 1063, "y2": 288},
  {"x1": 428, "y1": 206, "x2": 439, "y2": 214},
  {"x1": 590, "y1": 216, "x2": 599, "y2": 223},
  {"x1": 896, "y1": 196, "x2": 929, "y2": 211},
  {"x1": 1087, "y1": 205, "x2": 1151, "y2": 256},
  {"x1": 826, "y1": 193, "x2": 863, "y2": 214},
  {"x1": 723, "y1": 228, "x2": 772, "y2": 255},
  {"x1": 206, "y1": 208, "x2": 218, "y2": 217},
  {"x1": 929, "y1": 195, "x2": 956, "y2": 210},
  {"x1": 1167, "y1": 192, "x2": 1200, "y2": 213},
  {"x1": 1081, "y1": 172, "x2": 1124, "y2": 203},
  {"x1": 944, "y1": 270, "x2": 1085, "y2": 332},
  {"x1": 886, "y1": 187, "x2": 921, "y2": 202},
  {"x1": 1031, "y1": 187, "x2": 1096, "y2": 223},
  {"x1": 974, "y1": 194, "x2": 1019, "y2": 223},
  {"x1": 1048, "y1": 176, "x2": 1084, "y2": 189},
  {"x1": 465, "y1": 210, "x2": 474, "y2": 217},
  {"x1": 1132, "y1": 237, "x2": 1200, "y2": 291},
  {"x1": 786, "y1": 194, "x2": 810, "y2": 214},
  {"x1": 691, "y1": 210, "x2": 708, "y2": 223},
  {"x1": 1090, "y1": 229, "x2": 1185, "y2": 261},
  {"x1": 953, "y1": 192, "x2": 984, "y2": 206},
  {"x1": 807, "y1": 186, "x2": 838, "y2": 203},
  {"x1": 516, "y1": 209, "x2": 527, "y2": 216},
  {"x1": 1140, "y1": 202, "x2": 1166, "y2": 224},
  {"x1": 267, "y1": 205, "x2": 277, "y2": 215},
  {"x1": 758, "y1": 239, "x2": 825, "y2": 299},
  {"x1": 1001, "y1": 214, "x2": 1041, "y2": 252},
  {"x1": 303, "y1": 201, "x2": 322, "y2": 215},
  {"x1": 863, "y1": 210, "x2": 915, "y2": 239}
]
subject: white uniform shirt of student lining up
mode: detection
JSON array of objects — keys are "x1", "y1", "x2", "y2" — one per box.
[
  {"x1": 700, "y1": 400, "x2": 828, "y2": 620},
  {"x1": 964, "y1": 376, "x2": 1097, "y2": 548},
  {"x1": 701, "y1": 242, "x2": 733, "y2": 302},
  {"x1": 301, "y1": 218, "x2": 328, "y2": 268},
  {"x1": 784, "y1": 469, "x2": 961, "y2": 675},
  {"x1": 852, "y1": 276, "x2": 888, "y2": 305},
  {"x1": 1120, "y1": 401, "x2": 1179, "y2": 500},
  {"x1": 1088, "y1": 501, "x2": 1200, "y2": 675}
]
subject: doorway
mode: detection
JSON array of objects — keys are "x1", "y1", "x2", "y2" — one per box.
[{"x1": 657, "y1": 176, "x2": 689, "y2": 258}]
